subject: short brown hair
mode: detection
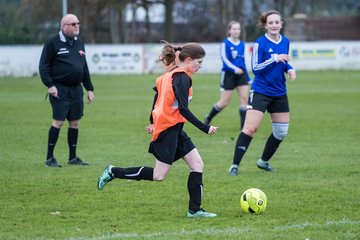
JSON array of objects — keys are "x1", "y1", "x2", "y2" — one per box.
[{"x1": 257, "y1": 10, "x2": 282, "y2": 28}]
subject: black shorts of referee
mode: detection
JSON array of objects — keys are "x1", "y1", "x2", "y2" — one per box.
[
  {"x1": 49, "y1": 83, "x2": 84, "y2": 121},
  {"x1": 220, "y1": 71, "x2": 248, "y2": 91},
  {"x1": 247, "y1": 91, "x2": 290, "y2": 113},
  {"x1": 148, "y1": 123, "x2": 196, "y2": 165}
]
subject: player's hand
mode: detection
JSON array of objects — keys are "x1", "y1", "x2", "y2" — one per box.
[
  {"x1": 277, "y1": 54, "x2": 290, "y2": 63},
  {"x1": 146, "y1": 124, "x2": 154, "y2": 134},
  {"x1": 288, "y1": 70, "x2": 296, "y2": 81},
  {"x1": 235, "y1": 68, "x2": 244, "y2": 75},
  {"x1": 87, "y1": 91, "x2": 94, "y2": 103},
  {"x1": 48, "y1": 86, "x2": 58, "y2": 97},
  {"x1": 208, "y1": 126, "x2": 218, "y2": 135}
]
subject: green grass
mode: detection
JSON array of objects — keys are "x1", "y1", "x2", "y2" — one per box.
[{"x1": 0, "y1": 71, "x2": 359, "y2": 240}]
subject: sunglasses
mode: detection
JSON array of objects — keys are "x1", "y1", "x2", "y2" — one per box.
[{"x1": 65, "y1": 22, "x2": 80, "y2": 27}]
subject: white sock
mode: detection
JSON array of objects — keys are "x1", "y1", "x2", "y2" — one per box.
[{"x1": 230, "y1": 164, "x2": 239, "y2": 169}]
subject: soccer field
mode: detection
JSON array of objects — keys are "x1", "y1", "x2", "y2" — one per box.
[{"x1": 0, "y1": 71, "x2": 359, "y2": 239}]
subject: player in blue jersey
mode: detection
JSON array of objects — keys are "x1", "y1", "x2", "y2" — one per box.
[
  {"x1": 228, "y1": 10, "x2": 296, "y2": 176},
  {"x1": 204, "y1": 21, "x2": 250, "y2": 129}
]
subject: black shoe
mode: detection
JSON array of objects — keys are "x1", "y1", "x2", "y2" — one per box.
[
  {"x1": 228, "y1": 165, "x2": 239, "y2": 176},
  {"x1": 45, "y1": 157, "x2": 62, "y2": 167},
  {"x1": 68, "y1": 157, "x2": 89, "y2": 166},
  {"x1": 257, "y1": 159, "x2": 275, "y2": 172}
]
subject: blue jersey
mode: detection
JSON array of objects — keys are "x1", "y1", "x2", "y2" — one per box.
[
  {"x1": 251, "y1": 34, "x2": 294, "y2": 96},
  {"x1": 220, "y1": 38, "x2": 250, "y2": 81}
]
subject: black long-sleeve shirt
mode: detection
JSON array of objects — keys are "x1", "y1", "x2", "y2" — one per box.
[
  {"x1": 150, "y1": 71, "x2": 210, "y2": 134},
  {"x1": 39, "y1": 31, "x2": 94, "y2": 91}
]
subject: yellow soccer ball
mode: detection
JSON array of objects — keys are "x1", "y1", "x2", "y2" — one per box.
[{"x1": 240, "y1": 188, "x2": 267, "y2": 214}]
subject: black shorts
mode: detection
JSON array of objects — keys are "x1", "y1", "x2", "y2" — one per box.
[
  {"x1": 148, "y1": 123, "x2": 196, "y2": 165},
  {"x1": 247, "y1": 91, "x2": 290, "y2": 113},
  {"x1": 220, "y1": 71, "x2": 248, "y2": 91},
  {"x1": 49, "y1": 84, "x2": 84, "y2": 121}
]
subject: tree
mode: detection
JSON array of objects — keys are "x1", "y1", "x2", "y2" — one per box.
[
  {"x1": 164, "y1": 0, "x2": 174, "y2": 42},
  {"x1": 0, "y1": 0, "x2": 359, "y2": 44}
]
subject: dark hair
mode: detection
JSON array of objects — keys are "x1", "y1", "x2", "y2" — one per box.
[
  {"x1": 159, "y1": 40, "x2": 206, "y2": 66},
  {"x1": 257, "y1": 10, "x2": 282, "y2": 28}
]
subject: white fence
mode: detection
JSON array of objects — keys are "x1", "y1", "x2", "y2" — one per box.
[{"x1": 0, "y1": 41, "x2": 359, "y2": 77}]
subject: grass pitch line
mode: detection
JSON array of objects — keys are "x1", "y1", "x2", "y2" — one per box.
[
  {"x1": 273, "y1": 218, "x2": 360, "y2": 231},
  {"x1": 67, "y1": 218, "x2": 360, "y2": 240}
]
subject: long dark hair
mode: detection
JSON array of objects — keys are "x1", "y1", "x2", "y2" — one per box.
[{"x1": 159, "y1": 40, "x2": 206, "y2": 66}]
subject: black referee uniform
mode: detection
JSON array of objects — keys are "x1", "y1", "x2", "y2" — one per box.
[
  {"x1": 39, "y1": 31, "x2": 93, "y2": 167},
  {"x1": 39, "y1": 31, "x2": 94, "y2": 104}
]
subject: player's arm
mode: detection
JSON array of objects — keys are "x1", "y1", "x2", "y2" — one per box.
[
  {"x1": 284, "y1": 61, "x2": 294, "y2": 72},
  {"x1": 284, "y1": 42, "x2": 296, "y2": 80},
  {"x1": 252, "y1": 42, "x2": 277, "y2": 75},
  {"x1": 146, "y1": 86, "x2": 158, "y2": 134},
  {"x1": 172, "y1": 73, "x2": 210, "y2": 134},
  {"x1": 285, "y1": 64, "x2": 296, "y2": 80},
  {"x1": 149, "y1": 86, "x2": 158, "y2": 124}
]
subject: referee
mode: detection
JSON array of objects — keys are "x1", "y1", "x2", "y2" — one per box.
[{"x1": 39, "y1": 14, "x2": 94, "y2": 167}]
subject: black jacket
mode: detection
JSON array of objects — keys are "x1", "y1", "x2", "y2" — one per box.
[{"x1": 39, "y1": 31, "x2": 94, "y2": 91}]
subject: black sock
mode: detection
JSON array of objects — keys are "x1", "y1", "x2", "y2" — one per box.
[
  {"x1": 68, "y1": 128, "x2": 78, "y2": 160},
  {"x1": 233, "y1": 132, "x2": 252, "y2": 165},
  {"x1": 111, "y1": 166, "x2": 153, "y2": 181},
  {"x1": 239, "y1": 108, "x2": 247, "y2": 129},
  {"x1": 261, "y1": 133, "x2": 282, "y2": 161},
  {"x1": 206, "y1": 104, "x2": 222, "y2": 122},
  {"x1": 47, "y1": 126, "x2": 60, "y2": 159},
  {"x1": 187, "y1": 172, "x2": 203, "y2": 212}
]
